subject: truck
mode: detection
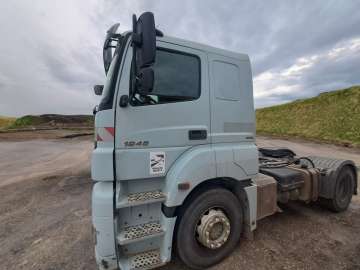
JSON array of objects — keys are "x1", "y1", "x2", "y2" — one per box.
[{"x1": 91, "y1": 12, "x2": 358, "y2": 270}]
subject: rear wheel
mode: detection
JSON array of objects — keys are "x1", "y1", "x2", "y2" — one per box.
[
  {"x1": 326, "y1": 167, "x2": 355, "y2": 212},
  {"x1": 175, "y1": 188, "x2": 243, "y2": 269}
]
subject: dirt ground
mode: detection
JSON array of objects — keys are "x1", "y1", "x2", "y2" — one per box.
[{"x1": 0, "y1": 133, "x2": 359, "y2": 270}]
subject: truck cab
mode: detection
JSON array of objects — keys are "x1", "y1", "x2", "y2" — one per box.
[
  {"x1": 91, "y1": 12, "x2": 357, "y2": 270},
  {"x1": 92, "y1": 12, "x2": 258, "y2": 270}
]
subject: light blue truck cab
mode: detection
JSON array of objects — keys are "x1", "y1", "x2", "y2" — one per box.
[{"x1": 91, "y1": 12, "x2": 357, "y2": 270}]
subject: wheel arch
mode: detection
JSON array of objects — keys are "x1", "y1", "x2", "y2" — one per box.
[
  {"x1": 161, "y1": 176, "x2": 258, "y2": 265},
  {"x1": 184, "y1": 177, "x2": 251, "y2": 209},
  {"x1": 162, "y1": 177, "x2": 257, "y2": 233}
]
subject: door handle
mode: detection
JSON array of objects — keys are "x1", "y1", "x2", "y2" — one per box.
[{"x1": 189, "y1": 130, "x2": 207, "y2": 140}]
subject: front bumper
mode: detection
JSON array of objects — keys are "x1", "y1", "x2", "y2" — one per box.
[
  {"x1": 92, "y1": 182, "x2": 117, "y2": 269},
  {"x1": 95, "y1": 248, "x2": 118, "y2": 270}
]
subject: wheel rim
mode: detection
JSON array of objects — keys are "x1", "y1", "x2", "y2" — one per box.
[{"x1": 196, "y1": 208, "x2": 231, "y2": 249}]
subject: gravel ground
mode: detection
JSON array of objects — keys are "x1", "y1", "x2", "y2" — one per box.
[{"x1": 0, "y1": 135, "x2": 359, "y2": 270}]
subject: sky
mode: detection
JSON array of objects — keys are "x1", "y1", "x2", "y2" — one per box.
[{"x1": 0, "y1": 0, "x2": 360, "y2": 116}]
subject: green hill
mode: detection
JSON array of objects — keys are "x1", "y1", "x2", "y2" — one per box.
[
  {"x1": 4, "y1": 114, "x2": 93, "y2": 129},
  {"x1": 256, "y1": 86, "x2": 360, "y2": 146},
  {"x1": 0, "y1": 116, "x2": 16, "y2": 129}
]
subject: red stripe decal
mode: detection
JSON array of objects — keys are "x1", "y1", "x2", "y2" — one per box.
[
  {"x1": 104, "y1": 127, "x2": 115, "y2": 137},
  {"x1": 97, "y1": 134, "x2": 103, "y2": 141}
]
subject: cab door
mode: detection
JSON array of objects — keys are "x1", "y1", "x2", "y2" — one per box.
[{"x1": 114, "y1": 40, "x2": 210, "y2": 180}]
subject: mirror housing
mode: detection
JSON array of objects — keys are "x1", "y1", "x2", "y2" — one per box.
[
  {"x1": 136, "y1": 68, "x2": 154, "y2": 95},
  {"x1": 94, "y1": 85, "x2": 104, "y2": 96},
  {"x1": 132, "y1": 12, "x2": 156, "y2": 69},
  {"x1": 132, "y1": 12, "x2": 157, "y2": 97}
]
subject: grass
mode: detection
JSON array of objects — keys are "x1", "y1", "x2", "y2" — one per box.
[
  {"x1": 7, "y1": 115, "x2": 45, "y2": 129},
  {"x1": 0, "y1": 116, "x2": 16, "y2": 129},
  {"x1": 256, "y1": 86, "x2": 360, "y2": 146},
  {"x1": 4, "y1": 114, "x2": 93, "y2": 129}
]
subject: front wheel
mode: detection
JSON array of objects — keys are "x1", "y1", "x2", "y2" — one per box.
[{"x1": 175, "y1": 188, "x2": 243, "y2": 269}]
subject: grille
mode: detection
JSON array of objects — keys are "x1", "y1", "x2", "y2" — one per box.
[{"x1": 127, "y1": 190, "x2": 165, "y2": 202}]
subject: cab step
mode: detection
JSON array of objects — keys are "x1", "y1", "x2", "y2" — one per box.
[
  {"x1": 129, "y1": 249, "x2": 165, "y2": 270},
  {"x1": 117, "y1": 190, "x2": 166, "y2": 208},
  {"x1": 117, "y1": 221, "x2": 165, "y2": 245}
]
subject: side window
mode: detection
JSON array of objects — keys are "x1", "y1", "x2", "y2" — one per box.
[
  {"x1": 213, "y1": 60, "x2": 241, "y2": 101},
  {"x1": 132, "y1": 48, "x2": 201, "y2": 105}
]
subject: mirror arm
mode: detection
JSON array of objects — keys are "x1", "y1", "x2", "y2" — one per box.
[
  {"x1": 132, "y1": 33, "x2": 142, "y2": 46},
  {"x1": 129, "y1": 49, "x2": 137, "y2": 100},
  {"x1": 155, "y1": 29, "x2": 164, "y2": 37}
]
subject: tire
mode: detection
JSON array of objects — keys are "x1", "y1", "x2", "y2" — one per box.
[
  {"x1": 326, "y1": 166, "x2": 355, "y2": 212},
  {"x1": 175, "y1": 188, "x2": 243, "y2": 269}
]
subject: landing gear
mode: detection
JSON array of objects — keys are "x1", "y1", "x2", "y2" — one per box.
[{"x1": 175, "y1": 188, "x2": 243, "y2": 269}]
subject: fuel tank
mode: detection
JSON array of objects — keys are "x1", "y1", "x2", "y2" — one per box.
[{"x1": 260, "y1": 165, "x2": 320, "y2": 203}]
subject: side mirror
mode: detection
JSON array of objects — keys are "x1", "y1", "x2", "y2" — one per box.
[
  {"x1": 132, "y1": 12, "x2": 156, "y2": 69},
  {"x1": 132, "y1": 12, "x2": 156, "y2": 96},
  {"x1": 94, "y1": 85, "x2": 104, "y2": 95},
  {"x1": 136, "y1": 68, "x2": 154, "y2": 95}
]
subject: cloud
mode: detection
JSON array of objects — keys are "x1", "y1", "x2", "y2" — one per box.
[
  {"x1": 0, "y1": 0, "x2": 359, "y2": 116},
  {"x1": 254, "y1": 37, "x2": 360, "y2": 107}
]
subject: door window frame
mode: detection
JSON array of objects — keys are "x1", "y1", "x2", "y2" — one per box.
[{"x1": 129, "y1": 46, "x2": 202, "y2": 106}]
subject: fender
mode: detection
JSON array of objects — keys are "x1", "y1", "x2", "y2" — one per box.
[
  {"x1": 308, "y1": 156, "x2": 358, "y2": 198},
  {"x1": 163, "y1": 143, "x2": 258, "y2": 208},
  {"x1": 164, "y1": 145, "x2": 216, "y2": 207}
]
